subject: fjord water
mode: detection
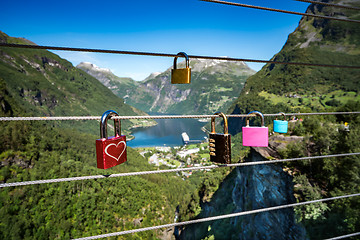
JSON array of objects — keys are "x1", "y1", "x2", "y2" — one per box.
[{"x1": 127, "y1": 118, "x2": 207, "y2": 148}]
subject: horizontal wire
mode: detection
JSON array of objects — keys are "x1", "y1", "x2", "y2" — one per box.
[
  {"x1": 73, "y1": 193, "x2": 360, "y2": 240},
  {"x1": 1, "y1": 3, "x2": 357, "y2": 238},
  {"x1": 200, "y1": 0, "x2": 360, "y2": 24},
  {"x1": 1, "y1": 43, "x2": 360, "y2": 69},
  {"x1": 324, "y1": 232, "x2": 360, "y2": 240},
  {"x1": 294, "y1": 0, "x2": 360, "y2": 11},
  {"x1": 0, "y1": 111, "x2": 359, "y2": 121},
  {"x1": 1, "y1": 152, "x2": 359, "y2": 188}
]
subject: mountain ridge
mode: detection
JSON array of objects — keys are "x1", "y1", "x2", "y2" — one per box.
[
  {"x1": 227, "y1": 0, "x2": 360, "y2": 134},
  {"x1": 0, "y1": 32, "x2": 204, "y2": 239},
  {"x1": 77, "y1": 58, "x2": 256, "y2": 114},
  {"x1": 0, "y1": 31, "x2": 155, "y2": 134}
]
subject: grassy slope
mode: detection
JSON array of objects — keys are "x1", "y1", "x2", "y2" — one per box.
[
  {"x1": 0, "y1": 32, "x2": 206, "y2": 239},
  {"x1": 76, "y1": 63, "x2": 141, "y2": 101},
  {"x1": 224, "y1": 0, "x2": 360, "y2": 238},
  {"x1": 0, "y1": 120, "x2": 202, "y2": 239},
  {"x1": 227, "y1": 0, "x2": 360, "y2": 131},
  {"x1": 0, "y1": 31, "x2": 151, "y2": 135}
]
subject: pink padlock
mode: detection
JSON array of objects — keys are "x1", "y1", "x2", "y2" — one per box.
[{"x1": 242, "y1": 111, "x2": 268, "y2": 147}]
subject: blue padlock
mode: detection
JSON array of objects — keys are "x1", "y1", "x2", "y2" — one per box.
[{"x1": 273, "y1": 112, "x2": 288, "y2": 133}]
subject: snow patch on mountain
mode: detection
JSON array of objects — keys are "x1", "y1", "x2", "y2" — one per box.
[{"x1": 79, "y1": 62, "x2": 112, "y2": 73}]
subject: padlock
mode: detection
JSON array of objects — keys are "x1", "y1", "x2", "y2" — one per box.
[
  {"x1": 209, "y1": 112, "x2": 231, "y2": 164},
  {"x1": 96, "y1": 110, "x2": 127, "y2": 169},
  {"x1": 273, "y1": 112, "x2": 288, "y2": 133},
  {"x1": 242, "y1": 111, "x2": 268, "y2": 147},
  {"x1": 171, "y1": 52, "x2": 191, "y2": 84}
]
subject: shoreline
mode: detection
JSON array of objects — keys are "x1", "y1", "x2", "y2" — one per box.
[
  {"x1": 127, "y1": 116, "x2": 208, "y2": 148},
  {"x1": 127, "y1": 118, "x2": 158, "y2": 140},
  {"x1": 129, "y1": 119, "x2": 158, "y2": 130}
]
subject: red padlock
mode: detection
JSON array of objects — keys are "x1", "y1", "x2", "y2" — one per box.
[{"x1": 96, "y1": 110, "x2": 127, "y2": 169}]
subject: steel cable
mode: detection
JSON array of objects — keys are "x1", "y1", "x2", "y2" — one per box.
[
  {"x1": 324, "y1": 232, "x2": 360, "y2": 240},
  {"x1": 1, "y1": 2, "x2": 358, "y2": 237},
  {"x1": 200, "y1": 0, "x2": 360, "y2": 24},
  {"x1": 1, "y1": 43, "x2": 360, "y2": 69},
  {"x1": 73, "y1": 193, "x2": 360, "y2": 239},
  {"x1": 0, "y1": 111, "x2": 359, "y2": 121},
  {"x1": 1, "y1": 152, "x2": 359, "y2": 188}
]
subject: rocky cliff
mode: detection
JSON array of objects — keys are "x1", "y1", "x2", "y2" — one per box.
[
  {"x1": 76, "y1": 62, "x2": 139, "y2": 101},
  {"x1": 227, "y1": 0, "x2": 360, "y2": 135},
  {"x1": 180, "y1": 149, "x2": 307, "y2": 240},
  {"x1": 77, "y1": 59, "x2": 256, "y2": 114},
  {"x1": 0, "y1": 32, "x2": 155, "y2": 134}
]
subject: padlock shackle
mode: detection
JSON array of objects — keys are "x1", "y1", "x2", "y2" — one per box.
[
  {"x1": 246, "y1": 111, "x2": 265, "y2": 127},
  {"x1": 211, "y1": 112, "x2": 229, "y2": 134},
  {"x1": 276, "y1": 112, "x2": 286, "y2": 121},
  {"x1": 100, "y1": 110, "x2": 121, "y2": 139},
  {"x1": 173, "y1": 52, "x2": 189, "y2": 69}
]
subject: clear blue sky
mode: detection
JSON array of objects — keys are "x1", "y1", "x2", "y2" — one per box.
[{"x1": 1, "y1": 0, "x2": 310, "y2": 80}]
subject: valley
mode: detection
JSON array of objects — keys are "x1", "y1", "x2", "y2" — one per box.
[
  {"x1": 77, "y1": 59, "x2": 255, "y2": 115},
  {"x1": 1, "y1": 0, "x2": 360, "y2": 239}
]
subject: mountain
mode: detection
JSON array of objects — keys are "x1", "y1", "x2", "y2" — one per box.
[
  {"x1": 227, "y1": 0, "x2": 360, "y2": 134},
  {"x1": 0, "y1": 32, "x2": 204, "y2": 239},
  {"x1": 76, "y1": 62, "x2": 139, "y2": 101},
  {"x1": 212, "y1": 0, "x2": 360, "y2": 238},
  {"x1": 180, "y1": 149, "x2": 307, "y2": 240},
  {"x1": 0, "y1": 31, "x2": 154, "y2": 134},
  {"x1": 178, "y1": 1, "x2": 360, "y2": 235},
  {"x1": 77, "y1": 58, "x2": 256, "y2": 114}
]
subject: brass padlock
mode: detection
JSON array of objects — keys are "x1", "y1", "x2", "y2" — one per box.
[
  {"x1": 209, "y1": 112, "x2": 231, "y2": 164},
  {"x1": 171, "y1": 52, "x2": 191, "y2": 84}
]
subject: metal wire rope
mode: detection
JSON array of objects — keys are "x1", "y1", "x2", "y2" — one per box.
[
  {"x1": 73, "y1": 193, "x2": 360, "y2": 240},
  {"x1": 200, "y1": 0, "x2": 360, "y2": 24},
  {"x1": 1, "y1": 152, "x2": 359, "y2": 188},
  {"x1": 0, "y1": 3, "x2": 357, "y2": 238},
  {"x1": 1, "y1": 43, "x2": 360, "y2": 69},
  {"x1": 0, "y1": 111, "x2": 359, "y2": 121},
  {"x1": 324, "y1": 232, "x2": 360, "y2": 240},
  {"x1": 294, "y1": 0, "x2": 360, "y2": 11}
]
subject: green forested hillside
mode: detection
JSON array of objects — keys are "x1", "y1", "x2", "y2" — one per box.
[
  {"x1": 76, "y1": 62, "x2": 142, "y2": 104},
  {"x1": 0, "y1": 31, "x2": 153, "y2": 135},
  {"x1": 224, "y1": 0, "x2": 360, "y2": 238},
  {"x1": 1, "y1": 0, "x2": 360, "y2": 238},
  {"x1": 0, "y1": 120, "x2": 206, "y2": 239},
  {"x1": 0, "y1": 32, "x2": 212, "y2": 239},
  {"x1": 227, "y1": 0, "x2": 360, "y2": 134},
  {"x1": 179, "y1": 102, "x2": 360, "y2": 240},
  {"x1": 279, "y1": 101, "x2": 360, "y2": 239}
]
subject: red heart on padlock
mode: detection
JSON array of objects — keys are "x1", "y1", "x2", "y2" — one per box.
[
  {"x1": 96, "y1": 135, "x2": 127, "y2": 169},
  {"x1": 96, "y1": 110, "x2": 127, "y2": 169},
  {"x1": 105, "y1": 140, "x2": 126, "y2": 161}
]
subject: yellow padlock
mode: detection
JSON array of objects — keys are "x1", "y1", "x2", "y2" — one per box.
[{"x1": 171, "y1": 52, "x2": 191, "y2": 84}]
